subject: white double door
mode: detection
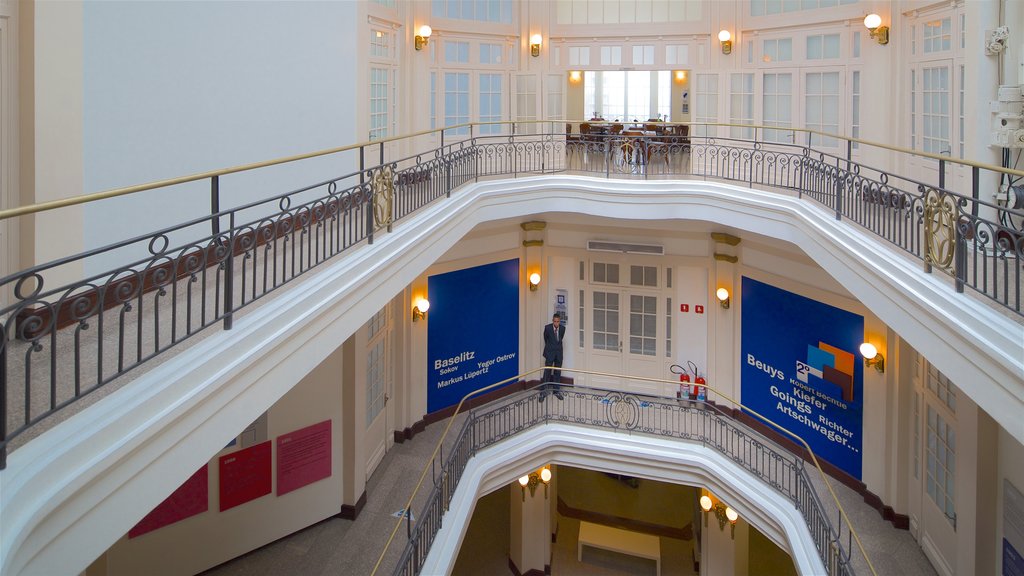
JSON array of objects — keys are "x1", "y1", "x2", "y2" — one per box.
[{"x1": 584, "y1": 287, "x2": 669, "y2": 396}]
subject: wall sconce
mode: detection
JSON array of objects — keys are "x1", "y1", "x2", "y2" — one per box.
[
  {"x1": 529, "y1": 272, "x2": 541, "y2": 292},
  {"x1": 674, "y1": 70, "x2": 686, "y2": 82},
  {"x1": 718, "y1": 30, "x2": 732, "y2": 55},
  {"x1": 529, "y1": 34, "x2": 542, "y2": 57},
  {"x1": 699, "y1": 492, "x2": 738, "y2": 538},
  {"x1": 569, "y1": 70, "x2": 582, "y2": 83},
  {"x1": 415, "y1": 25, "x2": 432, "y2": 51},
  {"x1": 860, "y1": 342, "x2": 885, "y2": 373},
  {"x1": 518, "y1": 466, "x2": 552, "y2": 500},
  {"x1": 716, "y1": 287, "x2": 730, "y2": 309},
  {"x1": 412, "y1": 297, "x2": 430, "y2": 322},
  {"x1": 863, "y1": 14, "x2": 889, "y2": 45}
]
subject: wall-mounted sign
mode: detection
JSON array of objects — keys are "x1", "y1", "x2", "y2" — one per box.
[
  {"x1": 277, "y1": 420, "x2": 332, "y2": 496},
  {"x1": 740, "y1": 277, "x2": 864, "y2": 480},
  {"x1": 219, "y1": 441, "x2": 272, "y2": 511},
  {"x1": 128, "y1": 465, "x2": 209, "y2": 538},
  {"x1": 427, "y1": 259, "x2": 520, "y2": 413}
]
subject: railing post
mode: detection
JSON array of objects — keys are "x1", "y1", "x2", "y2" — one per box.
[
  {"x1": 222, "y1": 212, "x2": 235, "y2": 330},
  {"x1": 938, "y1": 158, "x2": 946, "y2": 190},
  {"x1": 955, "y1": 221, "x2": 967, "y2": 293},
  {"x1": 442, "y1": 130, "x2": 450, "y2": 199},
  {"x1": 210, "y1": 175, "x2": 221, "y2": 237},
  {"x1": 972, "y1": 166, "x2": 980, "y2": 217},
  {"x1": 834, "y1": 171, "x2": 843, "y2": 221},
  {"x1": 361, "y1": 146, "x2": 374, "y2": 245}
]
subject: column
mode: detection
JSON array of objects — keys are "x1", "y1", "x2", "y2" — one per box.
[
  {"x1": 700, "y1": 510, "x2": 737, "y2": 576},
  {"x1": 509, "y1": 476, "x2": 552, "y2": 575}
]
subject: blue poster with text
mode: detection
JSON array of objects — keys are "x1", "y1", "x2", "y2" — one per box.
[
  {"x1": 740, "y1": 277, "x2": 864, "y2": 479},
  {"x1": 427, "y1": 259, "x2": 520, "y2": 413}
]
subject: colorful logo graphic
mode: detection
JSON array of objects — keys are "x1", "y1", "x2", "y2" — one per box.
[{"x1": 797, "y1": 342, "x2": 856, "y2": 402}]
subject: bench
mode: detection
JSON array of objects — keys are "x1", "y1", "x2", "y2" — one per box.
[{"x1": 577, "y1": 520, "x2": 661, "y2": 576}]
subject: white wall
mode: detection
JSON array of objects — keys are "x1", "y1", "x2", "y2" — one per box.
[
  {"x1": 101, "y1": 341, "x2": 345, "y2": 576},
  {"x1": 78, "y1": 1, "x2": 359, "y2": 273}
]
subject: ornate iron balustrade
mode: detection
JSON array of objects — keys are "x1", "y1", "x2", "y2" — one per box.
[
  {"x1": 1, "y1": 122, "x2": 1021, "y2": 467},
  {"x1": 389, "y1": 385, "x2": 858, "y2": 576}
]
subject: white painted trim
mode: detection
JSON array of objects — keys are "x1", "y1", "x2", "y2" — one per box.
[
  {"x1": 1, "y1": 176, "x2": 1020, "y2": 576},
  {"x1": 420, "y1": 424, "x2": 826, "y2": 575}
]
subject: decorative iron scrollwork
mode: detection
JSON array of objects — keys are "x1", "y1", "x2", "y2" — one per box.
[
  {"x1": 924, "y1": 189, "x2": 956, "y2": 273},
  {"x1": 371, "y1": 165, "x2": 395, "y2": 230},
  {"x1": 602, "y1": 392, "x2": 641, "y2": 430}
]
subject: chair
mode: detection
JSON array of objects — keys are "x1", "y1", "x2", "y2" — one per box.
[{"x1": 566, "y1": 123, "x2": 584, "y2": 160}]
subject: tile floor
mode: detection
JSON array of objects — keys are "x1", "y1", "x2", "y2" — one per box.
[{"x1": 201, "y1": 406, "x2": 937, "y2": 576}]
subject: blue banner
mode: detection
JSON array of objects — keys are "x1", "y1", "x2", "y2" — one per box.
[
  {"x1": 1006, "y1": 538, "x2": 1024, "y2": 576},
  {"x1": 740, "y1": 277, "x2": 864, "y2": 479},
  {"x1": 427, "y1": 259, "x2": 520, "y2": 413}
]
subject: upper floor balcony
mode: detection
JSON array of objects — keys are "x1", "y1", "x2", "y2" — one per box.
[{"x1": 0, "y1": 121, "x2": 1021, "y2": 576}]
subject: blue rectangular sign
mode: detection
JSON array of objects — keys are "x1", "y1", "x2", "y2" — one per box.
[
  {"x1": 427, "y1": 259, "x2": 520, "y2": 413},
  {"x1": 740, "y1": 277, "x2": 864, "y2": 479}
]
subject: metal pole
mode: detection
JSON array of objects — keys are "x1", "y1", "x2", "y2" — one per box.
[{"x1": 210, "y1": 175, "x2": 221, "y2": 237}]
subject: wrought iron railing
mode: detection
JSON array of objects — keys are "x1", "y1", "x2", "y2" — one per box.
[
  {"x1": 1, "y1": 121, "x2": 1021, "y2": 467},
  {"x1": 381, "y1": 370, "x2": 869, "y2": 576}
]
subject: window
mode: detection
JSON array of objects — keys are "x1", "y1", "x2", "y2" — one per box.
[
  {"x1": 370, "y1": 68, "x2": 390, "y2": 140},
  {"x1": 444, "y1": 41, "x2": 470, "y2": 63},
  {"x1": 806, "y1": 33, "x2": 840, "y2": 59},
  {"x1": 430, "y1": 72, "x2": 437, "y2": 130},
  {"x1": 762, "y1": 38, "x2": 792, "y2": 62},
  {"x1": 592, "y1": 292, "x2": 620, "y2": 351},
  {"x1": 366, "y1": 306, "x2": 388, "y2": 424},
  {"x1": 693, "y1": 73, "x2": 719, "y2": 137},
  {"x1": 851, "y1": 71, "x2": 860, "y2": 149},
  {"x1": 923, "y1": 18, "x2": 952, "y2": 53},
  {"x1": 546, "y1": 74, "x2": 564, "y2": 121},
  {"x1": 910, "y1": 70, "x2": 916, "y2": 148},
  {"x1": 853, "y1": 31, "x2": 861, "y2": 58},
  {"x1": 921, "y1": 66, "x2": 950, "y2": 154},
  {"x1": 624, "y1": 71, "x2": 651, "y2": 121},
  {"x1": 665, "y1": 298, "x2": 672, "y2": 358},
  {"x1": 750, "y1": 0, "x2": 856, "y2": 16},
  {"x1": 762, "y1": 72, "x2": 792, "y2": 142},
  {"x1": 666, "y1": 45, "x2": 689, "y2": 65},
  {"x1": 369, "y1": 29, "x2": 391, "y2": 58},
  {"x1": 600, "y1": 46, "x2": 622, "y2": 66},
  {"x1": 730, "y1": 73, "x2": 754, "y2": 139},
  {"x1": 804, "y1": 71, "x2": 840, "y2": 146},
  {"x1": 479, "y1": 43, "x2": 503, "y2": 64},
  {"x1": 433, "y1": 0, "x2": 512, "y2": 23},
  {"x1": 569, "y1": 46, "x2": 590, "y2": 66},
  {"x1": 583, "y1": 71, "x2": 672, "y2": 122},
  {"x1": 927, "y1": 364, "x2": 956, "y2": 413},
  {"x1": 926, "y1": 405, "x2": 956, "y2": 526},
  {"x1": 516, "y1": 74, "x2": 537, "y2": 132},
  {"x1": 479, "y1": 74, "x2": 503, "y2": 134},
  {"x1": 444, "y1": 72, "x2": 470, "y2": 135},
  {"x1": 367, "y1": 339, "x2": 385, "y2": 423},
  {"x1": 368, "y1": 307, "x2": 386, "y2": 339},
  {"x1": 632, "y1": 45, "x2": 655, "y2": 65},
  {"x1": 592, "y1": 262, "x2": 620, "y2": 284},
  {"x1": 629, "y1": 295, "x2": 657, "y2": 356},
  {"x1": 629, "y1": 265, "x2": 657, "y2": 287},
  {"x1": 958, "y1": 65, "x2": 964, "y2": 159},
  {"x1": 371, "y1": 0, "x2": 395, "y2": 7},
  {"x1": 578, "y1": 289, "x2": 585, "y2": 348}
]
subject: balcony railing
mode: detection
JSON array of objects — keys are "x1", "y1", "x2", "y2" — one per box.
[
  {"x1": 1, "y1": 121, "x2": 1022, "y2": 467},
  {"x1": 376, "y1": 369, "x2": 873, "y2": 576}
]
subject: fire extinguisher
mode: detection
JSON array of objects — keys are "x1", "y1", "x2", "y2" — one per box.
[
  {"x1": 689, "y1": 361, "x2": 707, "y2": 402},
  {"x1": 670, "y1": 364, "x2": 691, "y2": 399}
]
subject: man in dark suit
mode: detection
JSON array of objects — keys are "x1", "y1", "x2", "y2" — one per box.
[{"x1": 540, "y1": 312, "x2": 565, "y2": 401}]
